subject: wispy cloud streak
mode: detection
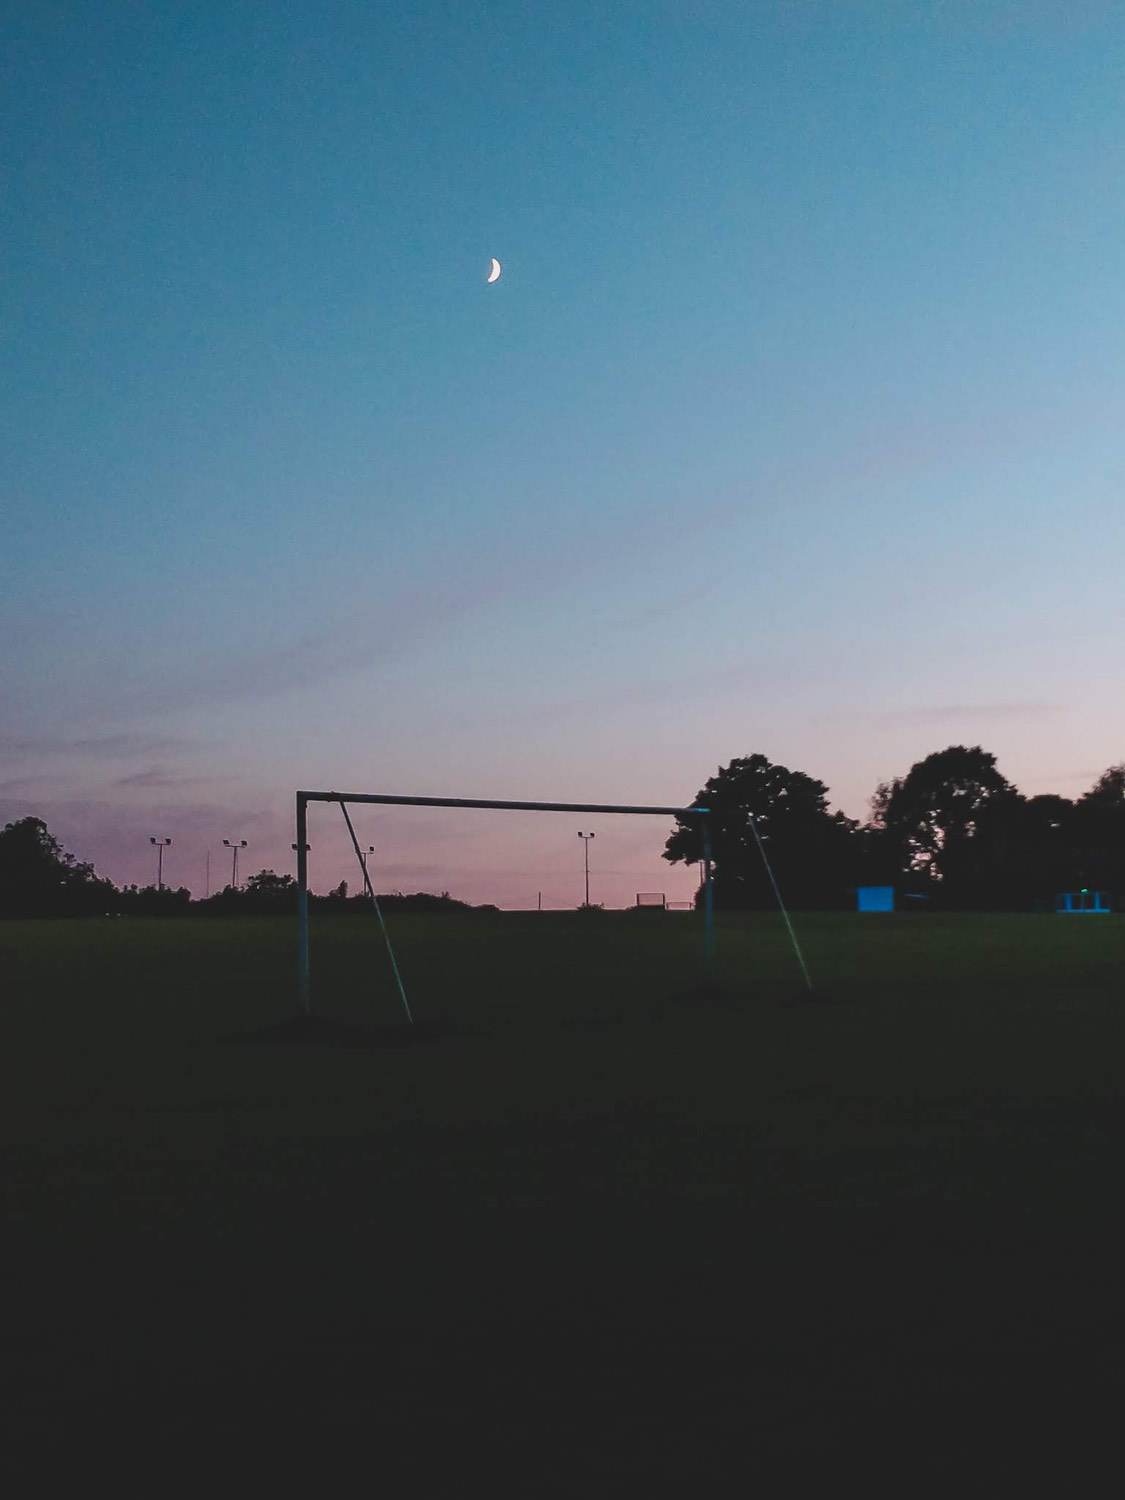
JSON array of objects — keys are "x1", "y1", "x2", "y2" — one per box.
[
  {"x1": 0, "y1": 732, "x2": 197, "y2": 760},
  {"x1": 873, "y1": 703, "x2": 1059, "y2": 728}
]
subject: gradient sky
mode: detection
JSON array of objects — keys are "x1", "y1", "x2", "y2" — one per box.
[{"x1": 4, "y1": 1, "x2": 1124, "y2": 905}]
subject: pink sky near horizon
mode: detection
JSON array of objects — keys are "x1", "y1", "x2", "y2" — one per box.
[{"x1": 1, "y1": 695, "x2": 1116, "y2": 908}]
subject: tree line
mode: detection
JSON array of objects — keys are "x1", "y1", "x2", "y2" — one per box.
[
  {"x1": 3, "y1": 743, "x2": 1122, "y2": 916},
  {"x1": 0, "y1": 819, "x2": 494, "y2": 918},
  {"x1": 663, "y1": 746, "x2": 1125, "y2": 910}
]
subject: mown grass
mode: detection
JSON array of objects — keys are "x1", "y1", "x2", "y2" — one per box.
[{"x1": 3, "y1": 911, "x2": 1122, "y2": 1489}]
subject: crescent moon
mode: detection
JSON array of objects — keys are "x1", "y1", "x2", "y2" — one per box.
[{"x1": 487, "y1": 257, "x2": 502, "y2": 284}]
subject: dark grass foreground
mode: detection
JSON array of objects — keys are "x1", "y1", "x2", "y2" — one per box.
[
  {"x1": 3, "y1": 910, "x2": 1123, "y2": 1489},
  {"x1": 224, "y1": 1012, "x2": 449, "y2": 1047}
]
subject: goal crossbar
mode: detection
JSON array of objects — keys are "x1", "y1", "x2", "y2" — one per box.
[
  {"x1": 298, "y1": 791, "x2": 709, "y2": 816},
  {"x1": 295, "y1": 790, "x2": 713, "y2": 1014}
]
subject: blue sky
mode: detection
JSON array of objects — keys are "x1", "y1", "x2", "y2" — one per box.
[{"x1": 3, "y1": 1, "x2": 1124, "y2": 903}]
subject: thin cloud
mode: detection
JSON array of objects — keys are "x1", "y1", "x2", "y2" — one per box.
[
  {"x1": 1024, "y1": 768, "x2": 1105, "y2": 787},
  {"x1": 104, "y1": 585, "x2": 507, "y2": 716},
  {"x1": 374, "y1": 862, "x2": 449, "y2": 881},
  {"x1": 94, "y1": 492, "x2": 753, "y2": 718},
  {"x1": 607, "y1": 580, "x2": 720, "y2": 634},
  {"x1": 441, "y1": 654, "x2": 788, "y2": 732},
  {"x1": 0, "y1": 732, "x2": 196, "y2": 760},
  {"x1": 0, "y1": 775, "x2": 45, "y2": 795},
  {"x1": 874, "y1": 703, "x2": 1059, "y2": 727},
  {"x1": 114, "y1": 767, "x2": 233, "y2": 790}
]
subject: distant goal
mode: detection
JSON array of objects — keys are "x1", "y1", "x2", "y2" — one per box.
[{"x1": 635, "y1": 892, "x2": 667, "y2": 909}]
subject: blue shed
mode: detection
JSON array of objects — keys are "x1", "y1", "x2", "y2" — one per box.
[{"x1": 857, "y1": 886, "x2": 895, "y2": 913}]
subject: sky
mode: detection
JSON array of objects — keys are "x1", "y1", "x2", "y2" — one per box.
[{"x1": 3, "y1": 0, "x2": 1125, "y2": 906}]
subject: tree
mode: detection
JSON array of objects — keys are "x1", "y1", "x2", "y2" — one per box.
[
  {"x1": 1082, "y1": 764, "x2": 1125, "y2": 805},
  {"x1": 663, "y1": 754, "x2": 857, "y2": 909},
  {"x1": 1074, "y1": 764, "x2": 1125, "y2": 898},
  {"x1": 1021, "y1": 793, "x2": 1077, "y2": 893},
  {"x1": 116, "y1": 883, "x2": 192, "y2": 916},
  {"x1": 245, "y1": 869, "x2": 296, "y2": 895},
  {"x1": 201, "y1": 867, "x2": 298, "y2": 915},
  {"x1": 0, "y1": 816, "x2": 116, "y2": 916},
  {"x1": 981, "y1": 794, "x2": 1077, "y2": 910},
  {"x1": 869, "y1": 746, "x2": 1019, "y2": 905}
]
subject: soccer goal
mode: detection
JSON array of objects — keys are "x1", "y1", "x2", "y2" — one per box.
[
  {"x1": 635, "y1": 892, "x2": 667, "y2": 910},
  {"x1": 294, "y1": 790, "x2": 714, "y2": 1017}
]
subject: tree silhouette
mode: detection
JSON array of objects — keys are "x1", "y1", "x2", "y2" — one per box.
[
  {"x1": 1001, "y1": 794, "x2": 1078, "y2": 908},
  {"x1": 663, "y1": 754, "x2": 857, "y2": 909},
  {"x1": 870, "y1": 746, "x2": 1019, "y2": 905},
  {"x1": 1083, "y1": 764, "x2": 1125, "y2": 804},
  {"x1": 0, "y1": 816, "x2": 116, "y2": 916},
  {"x1": 1074, "y1": 764, "x2": 1125, "y2": 898},
  {"x1": 117, "y1": 883, "x2": 192, "y2": 915},
  {"x1": 245, "y1": 869, "x2": 296, "y2": 895},
  {"x1": 194, "y1": 868, "x2": 297, "y2": 915}
]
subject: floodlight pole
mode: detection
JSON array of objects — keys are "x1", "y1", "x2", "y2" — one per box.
[
  {"x1": 223, "y1": 838, "x2": 247, "y2": 889},
  {"x1": 296, "y1": 796, "x2": 310, "y2": 1015},
  {"x1": 150, "y1": 836, "x2": 172, "y2": 891},
  {"x1": 578, "y1": 831, "x2": 595, "y2": 906}
]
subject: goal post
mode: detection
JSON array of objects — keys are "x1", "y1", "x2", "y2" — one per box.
[{"x1": 295, "y1": 790, "x2": 713, "y2": 1015}]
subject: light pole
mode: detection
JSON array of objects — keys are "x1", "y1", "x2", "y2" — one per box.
[
  {"x1": 360, "y1": 845, "x2": 375, "y2": 894},
  {"x1": 223, "y1": 838, "x2": 247, "y2": 889},
  {"x1": 150, "y1": 837, "x2": 172, "y2": 891},
  {"x1": 577, "y1": 831, "x2": 595, "y2": 907}
]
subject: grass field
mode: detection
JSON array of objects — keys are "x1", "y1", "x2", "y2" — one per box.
[{"x1": 4, "y1": 910, "x2": 1123, "y2": 1489}]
